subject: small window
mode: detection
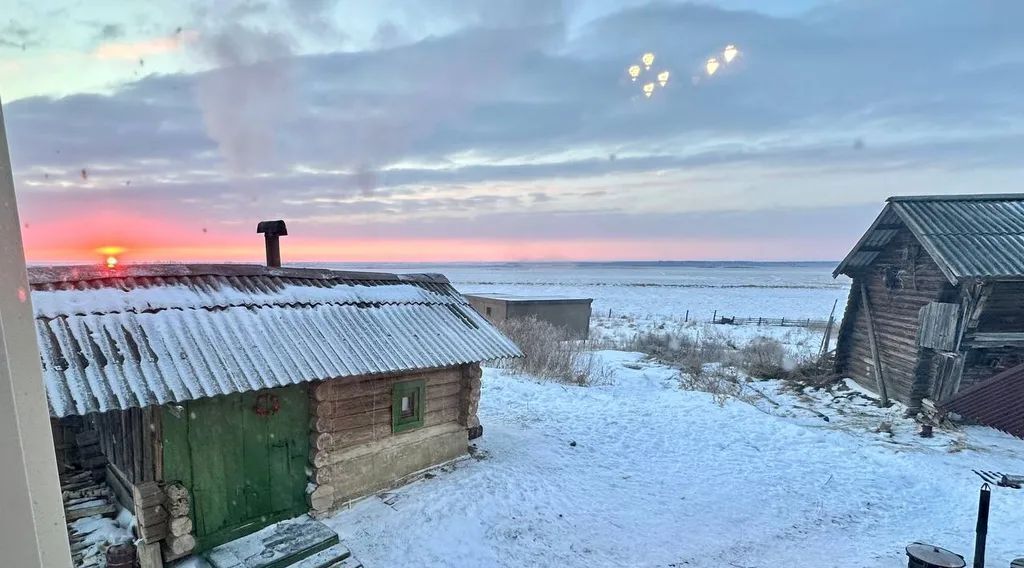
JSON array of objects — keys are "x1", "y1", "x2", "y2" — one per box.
[
  {"x1": 392, "y1": 379, "x2": 425, "y2": 433},
  {"x1": 485, "y1": 306, "x2": 493, "y2": 316}
]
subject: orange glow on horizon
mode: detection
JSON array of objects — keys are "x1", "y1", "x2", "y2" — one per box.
[
  {"x1": 22, "y1": 235, "x2": 839, "y2": 264},
  {"x1": 17, "y1": 207, "x2": 837, "y2": 264},
  {"x1": 97, "y1": 246, "x2": 126, "y2": 256}
]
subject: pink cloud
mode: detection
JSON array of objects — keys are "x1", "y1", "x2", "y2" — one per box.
[{"x1": 93, "y1": 31, "x2": 198, "y2": 61}]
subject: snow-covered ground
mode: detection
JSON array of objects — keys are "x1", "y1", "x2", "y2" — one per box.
[{"x1": 326, "y1": 352, "x2": 1024, "y2": 567}]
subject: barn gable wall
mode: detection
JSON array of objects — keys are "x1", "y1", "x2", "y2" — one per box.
[{"x1": 836, "y1": 226, "x2": 958, "y2": 406}]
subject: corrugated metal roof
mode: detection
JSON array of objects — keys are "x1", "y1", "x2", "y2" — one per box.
[
  {"x1": 834, "y1": 194, "x2": 1024, "y2": 282},
  {"x1": 30, "y1": 264, "x2": 522, "y2": 417},
  {"x1": 943, "y1": 362, "x2": 1024, "y2": 439}
]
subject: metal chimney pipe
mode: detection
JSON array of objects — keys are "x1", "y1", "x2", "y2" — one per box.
[
  {"x1": 973, "y1": 483, "x2": 990, "y2": 568},
  {"x1": 256, "y1": 220, "x2": 288, "y2": 267}
]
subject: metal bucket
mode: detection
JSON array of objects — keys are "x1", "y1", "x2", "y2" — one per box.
[
  {"x1": 906, "y1": 543, "x2": 966, "y2": 568},
  {"x1": 105, "y1": 543, "x2": 136, "y2": 568}
]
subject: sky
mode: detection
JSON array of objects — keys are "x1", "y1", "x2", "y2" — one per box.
[{"x1": 2, "y1": 0, "x2": 1023, "y2": 264}]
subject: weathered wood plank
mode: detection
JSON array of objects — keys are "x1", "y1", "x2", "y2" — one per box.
[
  {"x1": 65, "y1": 501, "x2": 118, "y2": 521},
  {"x1": 132, "y1": 408, "x2": 144, "y2": 483},
  {"x1": 104, "y1": 465, "x2": 133, "y2": 511},
  {"x1": 137, "y1": 541, "x2": 163, "y2": 568},
  {"x1": 861, "y1": 284, "x2": 890, "y2": 406}
]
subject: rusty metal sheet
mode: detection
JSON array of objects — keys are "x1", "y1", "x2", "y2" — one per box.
[{"x1": 943, "y1": 362, "x2": 1024, "y2": 439}]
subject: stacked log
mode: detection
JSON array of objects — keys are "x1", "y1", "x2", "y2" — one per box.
[
  {"x1": 460, "y1": 363, "x2": 483, "y2": 439},
  {"x1": 62, "y1": 470, "x2": 117, "y2": 521},
  {"x1": 133, "y1": 481, "x2": 169, "y2": 544},
  {"x1": 161, "y1": 482, "x2": 196, "y2": 561},
  {"x1": 61, "y1": 469, "x2": 119, "y2": 567},
  {"x1": 75, "y1": 430, "x2": 108, "y2": 472}
]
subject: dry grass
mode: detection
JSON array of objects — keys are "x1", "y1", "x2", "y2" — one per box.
[
  {"x1": 628, "y1": 328, "x2": 727, "y2": 378},
  {"x1": 624, "y1": 327, "x2": 839, "y2": 404},
  {"x1": 679, "y1": 364, "x2": 758, "y2": 406},
  {"x1": 732, "y1": 337, "x2": 787, "y2": 379},
  {"x1": 493, "y1": 316, "x2": 603, "y2": 386}
]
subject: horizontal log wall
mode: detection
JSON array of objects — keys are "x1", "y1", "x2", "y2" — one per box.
[
  {"x1": 836, "y1": 227, "x2": 958, "y2": 407},
  {"x1": 86, "y1": 406, "x2": 162, "y2": 484},
  {"x1": 309, "y1": 364, "x2": 480, "y2": 515}
]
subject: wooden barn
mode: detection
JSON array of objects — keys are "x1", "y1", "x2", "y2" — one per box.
[
  {"x1": 833, "y1": 194, "x2": 1024, "y2": 430},
  {"x1": 35, "y1": 262, "x2": 520, "y2": 566}
]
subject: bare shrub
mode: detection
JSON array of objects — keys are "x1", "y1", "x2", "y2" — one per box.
[
  {"x1": 679, "y1": 365, "x2": 755, "y2": 406},
  {"x1": 628, "y1": 328, "x2": 726, "y2": 377},
  {"x1": 494, "y1": 317, "x2": 595, "y2": 385},
  {"x1": 784, "y1": 352, "x2": 839, "y2": 387},
  {"x1": 734, "y1": 337, "x2": 787, "y2": 379}
]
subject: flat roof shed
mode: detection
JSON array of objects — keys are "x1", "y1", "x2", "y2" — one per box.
[{"x1": 465, "y1": 293, "x2": 593, "y2": 340}]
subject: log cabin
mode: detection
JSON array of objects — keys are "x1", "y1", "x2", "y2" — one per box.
[
  {"x1": 35, "y1": 260, "x2": 520, "y2": 565},
  {"x1": 834, "y1": 194, "x2": 1024, "y2": 436}
]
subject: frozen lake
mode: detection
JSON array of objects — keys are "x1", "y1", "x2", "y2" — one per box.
[{"x1": 302, "y1": 261, "x2": 852, "y2": 322}]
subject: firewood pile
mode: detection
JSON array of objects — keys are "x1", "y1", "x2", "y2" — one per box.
[
  {"x1": 62, "y1": 469, "x2": 120, "y2": 567},
  {"x1": 62, "y1": 430, "x2": 126, "y2": 567}
]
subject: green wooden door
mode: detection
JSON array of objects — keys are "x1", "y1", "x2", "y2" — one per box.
[{"x1": 163, "y1": 384, "x2": 310, "y2": 552}]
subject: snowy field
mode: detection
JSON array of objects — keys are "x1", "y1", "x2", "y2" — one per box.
[
  {"x1": 326, "y1": 353, "x2": 1024, "y2": 568},
  {"x1": 306, "y1": 261, "x2": 850, "y2": 322}
]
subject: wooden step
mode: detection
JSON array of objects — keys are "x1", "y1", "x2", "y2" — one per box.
[
  {"x1": 205, "y1": 516, "x2": 341, "y2": 568},
  {"x1": 291, "y1": 543, "x2": 362, "y2": 568}
]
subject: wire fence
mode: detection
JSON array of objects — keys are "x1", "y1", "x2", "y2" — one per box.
[{"x1": 712, "y1": 315, "x2": 831, "y2": 328}]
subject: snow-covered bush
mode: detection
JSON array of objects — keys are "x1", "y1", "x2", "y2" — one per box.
[
  {"x1": 735, "y1": 337, "x2": 786, "y2": 379},
  {"x1": 494, "y1": 316, "x2": 596, "y2": 385}
]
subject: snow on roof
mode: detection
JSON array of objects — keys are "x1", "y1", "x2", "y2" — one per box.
[
  {"x1": 834, "y1": 194, "x2": 1024, "y2": 282},
  {"x1": 465, "y1": 293, "x2": 593, "y2": 303},
  {"x1": 31, "y1": 264, "x2": 521, "y2": 417}
]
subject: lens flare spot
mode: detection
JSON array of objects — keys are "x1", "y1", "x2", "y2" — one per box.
[
  {"x1": 706, "y1": 57, "x2": 720, "y2": 76},
  {"x1": 641, "y1": 52, "x2": 655, "y2": 69},
  {"x1": 657, "y1": 70, "x2": 670, "y2": 86},
  {"x1": 628, "y1": 64, "x2": 641, "y2": 81},
  {"x1": 723, "y1": 44, "x2": 739, "y2": 63},
  {"x1": 642, "y1": 82, "x2": 655, "y2": 97}
]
